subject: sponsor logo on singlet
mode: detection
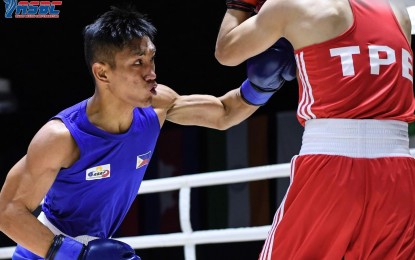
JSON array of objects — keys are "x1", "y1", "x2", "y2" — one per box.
[
  {"x1": 136, "y1": 151, "x2": 151, "y2": 169},
  {"x1": 85, "y1": 164, "x2": 111, "y2": 180}
]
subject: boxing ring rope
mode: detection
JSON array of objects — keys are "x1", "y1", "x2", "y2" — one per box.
[
  {"x1": 123, "y1": 162, "x2": 292, "y2": 260},
  {"x1": 0, "y1": 149, "x2": 415, "y2": 259}
]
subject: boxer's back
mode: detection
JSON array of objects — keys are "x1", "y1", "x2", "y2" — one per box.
[{"x1": 285, "y1": 0, "x2": 411, "y2": 50}]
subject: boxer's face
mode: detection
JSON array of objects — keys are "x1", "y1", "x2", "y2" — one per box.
[{"x1": 101, "y1": 36, "x2": 158, "y2": 108}]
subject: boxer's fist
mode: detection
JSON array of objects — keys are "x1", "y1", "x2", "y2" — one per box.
[
  {"x1": 240, "y1": 37, "x2": 296, "y2": 106},
  {"x1": 45, "y1": 235, "x2": 140, "y2": 260},
  {"x1": 82, "y1": 238, "x2": 139, "y2": 260},
  {"x1": 248, "y1": 37, "x2": 296, "y2": 83}
]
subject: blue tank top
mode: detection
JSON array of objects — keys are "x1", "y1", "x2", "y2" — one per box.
[{"x1": 41, "y1": 99, "x2": 160, "y2": 238}]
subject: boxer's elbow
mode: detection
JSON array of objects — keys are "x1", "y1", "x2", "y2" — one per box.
[
  {"x1": 214, "y1": 46, "x2": 242, "y2": 67},
  {"x1": 215, "y1": 120, "x2": 235, "y2": 131},
  {"x1": 0, "y1": 202, "x2": 14, "y2": 233}
]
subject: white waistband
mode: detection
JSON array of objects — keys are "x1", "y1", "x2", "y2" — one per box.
[
  {"x1": 38, "y1": 212, "x2": 98, "y2": 245},
  {"x1": 299, "y1": 119, "x2": 411, "y2": 158}
]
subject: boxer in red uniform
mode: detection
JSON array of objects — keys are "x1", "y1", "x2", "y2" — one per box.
[{"x1": 216, "y1": 0, "x2": 415, "y2": 259}]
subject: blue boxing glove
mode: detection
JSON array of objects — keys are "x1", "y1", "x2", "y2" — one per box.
[
  {"x1": 240, "y1": 37, "x2": 296, "y2": 106},
  {"x1": 45, "y1": 235, "x2": 140, "y2": 260}
]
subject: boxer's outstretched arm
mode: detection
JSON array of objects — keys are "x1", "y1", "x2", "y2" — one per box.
[
  {"x1": 152, "y1": 84, "x2": 259, "y2": 130},
  {"x1": 153, "y1": 37, "x2": 296, "y2": 129}
]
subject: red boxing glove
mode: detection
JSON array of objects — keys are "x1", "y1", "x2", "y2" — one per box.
[{"x1": 226, "y1": 0, "x2": 258, "y2": 13}]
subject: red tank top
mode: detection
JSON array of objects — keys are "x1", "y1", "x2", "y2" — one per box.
[{"x1": 294, "y1": 0, "x2": 415, "y2": 126}]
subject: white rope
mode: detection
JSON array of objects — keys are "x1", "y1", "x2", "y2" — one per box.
[
  {"x1": 1, "y1": 149, "x2": 414, "y2": 259},
  {"x1": 179, "y1": 187, "x2": 193, "y2": 234},
  {"x1": 116, "y1": 226, "x2": 271, "y2": 249},
  {"x1": 179, "y1": 187, "x2": 195, "y2": 260},
  {"x1": 138, "y1": 163, "x2": 291, "y2": 194},
  {"x1": 0, "y1": 247, "x2": 14, "y2": 259}
]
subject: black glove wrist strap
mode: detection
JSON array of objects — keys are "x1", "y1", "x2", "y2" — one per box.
[{"x1": 45, "y1": 235, "x2": 65, "y2": 260}]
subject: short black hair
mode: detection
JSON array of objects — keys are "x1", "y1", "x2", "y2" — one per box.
[{"x1": 83, "y1": 6, "x2": 157, "y2": 74}]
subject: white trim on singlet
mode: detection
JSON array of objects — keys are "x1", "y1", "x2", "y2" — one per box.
[
  {"x1": 38, "y1": 212, "x2": 98, "y2": 245},
  {"x1": 299, "y1": 119, "x2": 411, "y2": 158},
  {"x1": 296, "y1": 52, "x2": 316, "y2": 121}
]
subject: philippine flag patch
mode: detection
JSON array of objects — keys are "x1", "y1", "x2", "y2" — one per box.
[{"x1": 136, "y1": 151, "x2": 152, "y2": 169}]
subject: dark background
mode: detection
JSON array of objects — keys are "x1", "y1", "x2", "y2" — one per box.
[
  {"x1": 0, "y1": 0, "x2": 299, "y2": 172},
  {"x1": 0, "y1": 1, "x2": 299, "y2": 259}
]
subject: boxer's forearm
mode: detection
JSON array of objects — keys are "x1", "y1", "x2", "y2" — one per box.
[{"x1": 0, "y1": 207, "x2": 54, "y2": 257}]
